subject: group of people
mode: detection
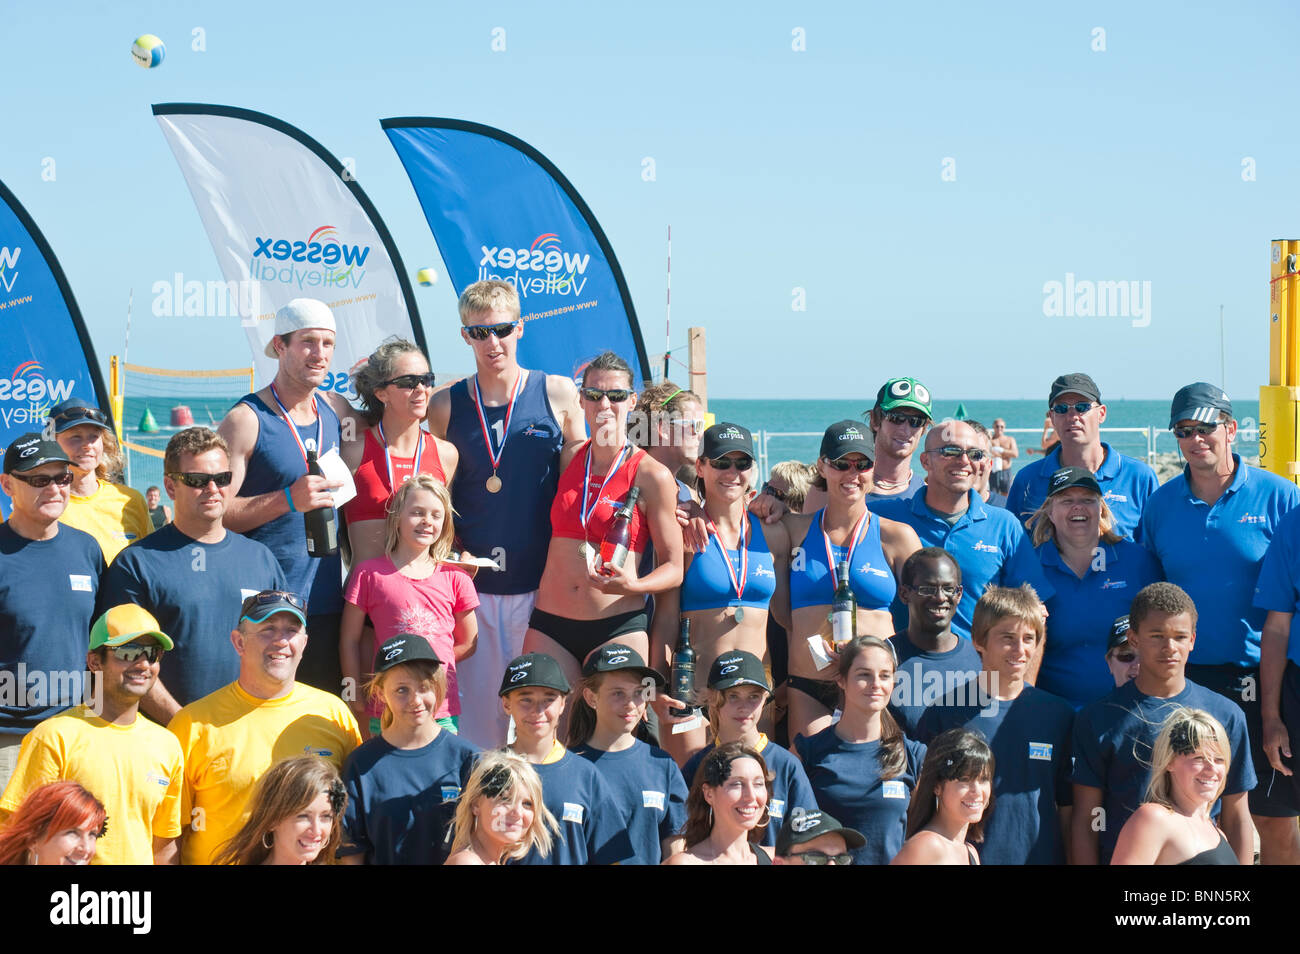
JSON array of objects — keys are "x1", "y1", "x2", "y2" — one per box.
[{"x1": 1, "y1": 277, "x2": 1299, "y2": 866}]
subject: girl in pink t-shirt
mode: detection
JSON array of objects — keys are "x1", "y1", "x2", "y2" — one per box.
[{"x1": 341, "y1": 475, "x2": 479, "y2": 737}]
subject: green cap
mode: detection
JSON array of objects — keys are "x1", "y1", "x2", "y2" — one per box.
[
  {"x1": 90, "y1": 604, "x2": 174, "y2": 651},
  {"x1": 875, "y1": 377, "x2": 932, "y2": 418}
]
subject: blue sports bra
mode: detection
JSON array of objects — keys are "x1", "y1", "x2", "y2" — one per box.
[
  {"x1": 680, "y1": 518, "x2": 777, "y2": 612},
  {"x1": 789, "y1": 509, "x2": 896, "y2": 611}
]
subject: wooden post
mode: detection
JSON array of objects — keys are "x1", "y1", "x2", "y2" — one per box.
[{"x1": 688, "y1": 326, "x2": 707, "y2": 411}]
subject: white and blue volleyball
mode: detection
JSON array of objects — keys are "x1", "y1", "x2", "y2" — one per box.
[
  {"x1": 416, "y1": 268, "x2": 438, "y2": 287},
  {"x1": 131, "y1": 34, "x2": 165, "y2": 69}
]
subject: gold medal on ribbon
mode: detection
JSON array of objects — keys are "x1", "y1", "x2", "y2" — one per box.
[{"x1": 486, "y1": 474, "x2": 502, "y2": 493}]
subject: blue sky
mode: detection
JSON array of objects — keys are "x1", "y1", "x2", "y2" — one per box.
[{"x1": 2, "y1": 1, "x2": 1298, "y2": 399}]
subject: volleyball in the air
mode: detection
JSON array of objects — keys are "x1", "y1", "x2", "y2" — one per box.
[
  {"x1": 416, "y1": 268, "x2": 438, "y2": 287},
  {"x1": 131, "y1": 34, "x2": 165, "y2": 69}
]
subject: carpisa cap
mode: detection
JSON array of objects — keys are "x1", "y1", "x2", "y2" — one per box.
[
  {"x1": 702, "y1": 422, "x2": 755, "y2": 460},
  {"x1": 820, "y1": 420, "x2": 874, "y2": 462}
]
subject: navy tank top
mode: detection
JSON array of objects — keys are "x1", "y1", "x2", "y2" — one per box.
[
  {"x1": 235, "y1": 392, "x2": 343, "y2": 614},
  {"x1": 789, "y1": 509, "x2": 896, "y2": 611},
  {"x1": 680, "y1": 519, "x2": 777, "y2": 612},
  {"x1": 447, "y1": 371, "x2": 564, "y2": 594}
]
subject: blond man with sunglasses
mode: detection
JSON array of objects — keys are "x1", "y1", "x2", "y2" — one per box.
[
  {"x1": 0, "y1": 605, "x2": 182, "y2": 865},
  {"x1": 0, "y1": 434, "x2": 104, "y2": 790},
  {"x1": 97, "y1": 427, "x2": 286, "y2": 724}
]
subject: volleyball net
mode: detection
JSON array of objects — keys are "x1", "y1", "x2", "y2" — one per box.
[{"x1": 110, "y1": 356, "x2": 253, "y2": 493}]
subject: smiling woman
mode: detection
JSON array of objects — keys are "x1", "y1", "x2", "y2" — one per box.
[{"x1": 214, "y1": 756, "x2": 347, "y2": 866}]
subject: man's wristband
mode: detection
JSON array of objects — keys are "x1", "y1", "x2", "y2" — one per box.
[{"x1": 284, "y1": 487, "x2": 297, "y2": 513}]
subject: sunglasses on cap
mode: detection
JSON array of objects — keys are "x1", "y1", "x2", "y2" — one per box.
[
  {"x1": 825, "y1": 458, "x2": 872, "y2": 472},
  {"x1": 580, "y1": 387, "x2": 633, "y2": 403},
  {"x1": 1173, "y1": 422, "x2": 1222, "y2": 439},
  {"x1": 707, "y1": 456, "x2": 753, "y2": 471},
  {"x1": 9, "y1": 471, "x2": 74, "y2": 488},
  {"x1": 382, "y1": 372, "x2": 436, "y2": 390},
  {"x1": 52, "y1": 406, "x2": 110, "y2": 427},
  {"x1": 933, "y1": 445, "x2": 987, "y2": 462},
  {"x1": 168, "y1": 471, "x2": 234, "y2": 488},
  {"x1": 884, "y1": 412, "x2": 927, "y2": 429},
  {"x1": 109, "y1": 643, "x2": 163, "y2": 664},
  {"x1": 1051, "y1": 401, "x2": 1096, "y2": 416},
  {"x1": 239, "y1": 590, "x2": 307, "y2": 617},
  {"x1": 463, "y1": 321, "x2": 520, "y2": 341}
]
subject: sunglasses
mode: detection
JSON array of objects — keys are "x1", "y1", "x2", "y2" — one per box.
[
  {"x1": 912, "y1": 584, "x2": 962, "y2": 599},
  {"x1": 676, "y1": 418, "x2": 706, "y2": 435},
  {"x1": 825, "y1": 458, "x2": 872, "y2": 472},
  {"x1": 9, "y1": 471, "x2": 74, "y2": 488},
  {"x1": 382, "y1": 372, "x2": 435, "y2": 390},
  {"x1": 463, "y1": 321, "x2": 520, "y2": 341},
  {"x1": 52, "y1": 406, "x2": 110, "y2": 427},
  {"x1": 934, "y1": 445, "x2": 988, "y2": 462},
  {"x1": 1051, "y1": 401, "x2": 1096, "y2": 416},
  {"x1": 109, "y1": 643, "x2": 163, "y2": 664},
  {"x1": 1110, "y1": 651, "x2": 1136, "y2": 664},
  {"x1": 580, "y1": 388, "x2": 633, "y2": 403},
  {"x1": 789, "y1": 849, "x2": 853, "y2": 866},
  {"x1": 761, "y1": 482, "x2": 788, "y2": 502},
  {"x1": 1173, "y1": 422, "x2": 1222, "y2": 439},
  {"x1": 239, "y1": 590, "x2": 307, "y2": 617},
  {"x1": 884, "y1": 412, "x2": 927, "y2": 429},
  {"x1": 707, "y1": 457, "x2": 753, "y2": 471},
  {"x1": 168, "y1": 471, "x2": 234, "y2": 488}
]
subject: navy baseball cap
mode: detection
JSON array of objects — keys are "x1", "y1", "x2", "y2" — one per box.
[
  {"x1": 707, "y1": 650, "x2": 770, "y2": 693},
  {"x1": 1047, "y1": 466, "x2": 1101, "y2": 498},
  {"x1": 582, "y1": 643, "x2": 665, "y2": 687},
  {"x1": 1169, "y1": 382, "x2": 1232, "y2": 429},
  {"x1": 48, "y1": 398, "x2": 112, "y2": 434},
  {"x1": 820, "y1": 420, "x2": 873, "y2": 462},
  {"x1": 1107, "y1": 615, "x2": 1132, "y2": 653},
  {"x1": 775, "y1": 808, "x2": 867, "y2": 855},
  {"x1": 3, "y1": 433, "x2": 72, "y2": 475},
  {"x1": 238, "y1": 590, "x2": 307, "y2": 627},
  {"x1": 1048, "y1": 373, "x2": 1101, "y2": 406},
  {"x1": 701, "y1": 423, "x2": 755, "y2": 460},
  {"x1": 500, "y1": 653, "x2": 571, "y2": 696},
  {"x1": 374, "y1": 633, "x2": 442, "y2": 675}
]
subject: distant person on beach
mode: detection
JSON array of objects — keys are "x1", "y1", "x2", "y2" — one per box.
[
  {"x1": 1026, "y1": 412, "x2": 1059, "y2": 457},
  {"x1": 864, "y1": 377, "x2": 932, "y2": 505},
  {"x1": 426, "y1": 280, "x2": 585, "y2": 749},
  {"x1": 145, "y1": 486, "x2": 171, "y2": 529},
  {"x1": 989, "y1": 419, "x2": 1018, "y2": 495},
  {"x1": 97, "y1": 428, "x2": 286, "y2": 721},
  {"x1": 218, "y1": 299, "x2": 367, "y2": 694},
  {"x1": 1142, "y1": 383, "x2": 1300, "y2": 865},
  {"x1": 1006, "y1": 373, "x2": 1158, "y2": 541},
  {"x1": 49, "y1": 398, "x2": 152, "y2": 563}
]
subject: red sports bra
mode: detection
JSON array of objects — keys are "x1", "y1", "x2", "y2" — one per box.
[
  {"x1": 344, "y1": 427, "x2": 446, "y2": 523},
  {"x1": 550, "y1": 442, "x2": 648, "y2": 552}
]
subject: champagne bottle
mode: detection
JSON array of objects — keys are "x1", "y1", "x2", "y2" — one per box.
[
  {"x1": 670, "y1": 618, "x2": 696, "y2": 717},
  {"x1": 830, "y1": 559, "x2": 856, "y2": 648},
  {"x1": 304, "y1": 449, "x2": 338, "y2": 558},
  {"x1": 598, "y1": 485, "x2": 641, "y2": 576}
]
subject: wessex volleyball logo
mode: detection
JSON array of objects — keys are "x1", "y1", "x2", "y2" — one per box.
[
  {"x1": 477, "y1": 232, "x2": 591, "y2": 299},
  {"x1": 0, "y1": 361, "x2": 76, "y2": 430},
  {"x1": 0, "y1": 245, "x2": 18, "y2": 293},
  {"x1": 249, "y1": 225, "x2": 370, "y2": 291}
]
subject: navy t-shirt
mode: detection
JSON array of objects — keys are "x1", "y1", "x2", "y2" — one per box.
[
  {"x1": 917, "y1": 684, "x2": 1075, "y2": 864},
  {"x1": 795, "y1": 725, "x2": 926, "y2": 866},
  {"x1": 340, "y1": 730, "x2": 480, "y2": 865},
  {"x1": 681, "y1": 735, "x2": 818, "y2": 848},
  {"x1": 889, "y1": 632, "x2": 984, "y2": 737},
  {"x1": 518, "y1": 748, "x2": 636, "y2": 865},
  {"x1": 0, "y1": 523, "x2": 104, "y2": 730},
  {"x1": 96, "y1": 525, "x2": 286, "y2": 707},
  {"x1": 573, "y1": 739, "x2": 688, "y2": 865},
  {"x1": 1071, "y1": 679, "x2": 1256, "y2": 864}
]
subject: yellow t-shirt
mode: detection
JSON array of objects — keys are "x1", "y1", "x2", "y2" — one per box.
[
  {"x1": 0, "y1": 706, "x2": 183, "y2": 865},
  {"x1": 168, "y1": 681, "x2": 361, "y2": 866},
  {"x1": 60, "y1": 479, "x2": 152, "y2": 564}
]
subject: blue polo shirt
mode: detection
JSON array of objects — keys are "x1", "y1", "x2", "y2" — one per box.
[
  {"x1": 518, "y1": 747, "x2": 636, "y2": 865},
  {"x1": 573, "y1": 739, "x2": 688, "y2": 865},
  {"x1": 873, "y1": 488, "x2": 1054, "y2": 639},
  {"x1": 1141, "y1": 457, "x2": 1298, "y2": 667},
  {"x1": 888, "y1": 631, "x2": 984, "y2": 737},
  {"x1": 917, "y1": 684, "x2": 1075, "y2": 865},
  {"x1": 1071, "y1": 678, "x2": 1255, "y2": 864},
  {"x1": 1007, "y1": 442, "x2": 1158, "y2": 542},
  {"x1": 1037, "y1": 539, "x2": 1162, "y2": 708},
  {"x1": 1251, "y1": 501, "x2": 1300, "y2": 668}
]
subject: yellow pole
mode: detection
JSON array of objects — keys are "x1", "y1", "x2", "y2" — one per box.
[
  {"x1": 110, "y1": 355, "x2": 125, "y2": 444},
  {"x1": 1261, "y1": 240, "x2": 1300, "y2": 482}
]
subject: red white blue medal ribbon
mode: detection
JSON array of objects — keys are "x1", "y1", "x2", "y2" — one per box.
[
  {"x1": 472, "y1": 370, "x2": 524, "y2": 472},
  {"x1": 706, "y1": 511, "x2": 750, "y2": 607},
  {"x1": 269, "y1": 382, "x2": 321, "y2": 471},
  {"x1": 579, "y1": 442, "x2": 633, "y2": 538},
  {"x1": 377, "y1": 421, "x2": 425, "y2": 493},
  {"x1": 820, "y1": 507, "x2": 870, "y2": 599}
]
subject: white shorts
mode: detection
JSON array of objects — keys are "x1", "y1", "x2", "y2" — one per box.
[{"x1": 456, "y1": 591, "x2": 536, "y2": 749}]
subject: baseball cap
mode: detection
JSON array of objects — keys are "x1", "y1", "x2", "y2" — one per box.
[
  {"x1": 499, "y1": 652, "x2": 571, "y2": 696},
  {"x1": 1048, "y1": 373, "x2": 1101, "y2": 406},
  {"x1": 819, "y1": 420, "x2": 874, "y2": 462},
  {"x1": 1169, "y1": 382, "x2": 1232, "y2": 429},
  {"x1": 707, "y1": 650, "x2": 771, "y2": 693},
  {"x1": 1047, "y1": 466, "x2": 1101, "y2": 498},
  {"x1": 48, "y1": 398, "x2": 112, "y2": 434},
  {"x1": 775, "y1": 807, "x2": 866, "y2": 855},
  {"x1": 265, "y1": 298, "x2": 337, "y2": 358},
  {"x1": 90, "y1": 604, "x2": 174, "y2": 651},
  {"x1": 3, "y1": 433, "x2": 72, "y2": 475},
  {"x1": 875, "y1": 377, "x2": 932, "y2": 417},
  {"x1": 238, "y1": 590, "x2": 308, "y2": 627},
  {"x1": 701, "y1": 422, "x2": 754, "y2": 460},
  {"x1": 582, "y1": 643, "x2": 665, "y2": 687},
  {"x1": 1107, "y1": 615, "x2": 1132, "y2": 653},
  {"x1": 373, "y1": 633, "x2": 443, "y2": 676}
]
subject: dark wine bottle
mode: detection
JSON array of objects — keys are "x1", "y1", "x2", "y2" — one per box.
[
  {"x1": 304, "y1": 449, "x2": 338, "y2": 558},
  {"x1": 670, "y1": 617, "x2": 696, "y2": 717}
]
